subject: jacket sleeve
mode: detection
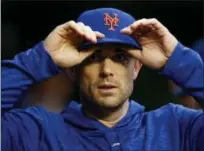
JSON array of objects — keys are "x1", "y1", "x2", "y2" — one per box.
[
  {"x1": 1, "y1": 42, "x2": 60, "y2": 112},
  {"x1": 161, "y1": 42, "x2": 204, "y2": 107},
  {"x1": 161, "y1": 42, "x2": 204, "y2": 150}
]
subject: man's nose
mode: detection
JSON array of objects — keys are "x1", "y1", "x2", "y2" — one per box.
[{"x1": 99, "y1": 58, "x2": 114, "y2": 78}]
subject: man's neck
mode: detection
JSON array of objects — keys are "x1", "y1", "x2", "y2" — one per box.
[{"x1": 82, "y1": 99, "x2": 129, "y2": 127}]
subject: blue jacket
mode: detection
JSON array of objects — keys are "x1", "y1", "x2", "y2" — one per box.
[{"x1": 2, "y1": 42, "x2": 204, "y2": 151}]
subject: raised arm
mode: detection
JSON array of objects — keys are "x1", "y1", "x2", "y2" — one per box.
[
  {"x1": 121, "y1": 18, "x2": 203, "y2": 106},
  {"x1": 2, "y1": 20, "x2": 105, "y2": 151},
  {"x1": 121, "y1": 18, "x2": 204, "y2": 150},
  {"x1": 1, "y1": 42, "x2": 60, "y2": 112},
  {"x1": 161, "y1": 42, "x2": 204, "y2": 106},
  {"x1": 2, "y1": 20, "x2": 104, "y2": 113}
]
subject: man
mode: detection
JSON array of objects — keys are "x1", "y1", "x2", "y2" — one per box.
[{"x1": 2, "y1": 8, "x2": 204, "y2": 151}]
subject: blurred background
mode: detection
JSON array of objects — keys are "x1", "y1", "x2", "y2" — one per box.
[{"x1": 2, "y1": 1, "x2": 203, "y2": 111}]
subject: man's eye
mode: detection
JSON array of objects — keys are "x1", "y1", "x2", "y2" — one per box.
[
  {"x1": 113, "y1": 53, "x2": 128, "y2": 62},
  {"x1": 87, "y1": 53, "x2": 100, "y2": 62}
]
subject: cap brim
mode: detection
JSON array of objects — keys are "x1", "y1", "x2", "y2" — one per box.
[{"x1": 79, "y1": 38, "x2": 141, "y2": 50}]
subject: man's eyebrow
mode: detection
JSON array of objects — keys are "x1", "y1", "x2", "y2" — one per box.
[
  {"x1": 113, "y1": 47, "x2": 127, "y2": 52},
  {"x1": 114, "y1": 48, "x2": 130, "y2": 55}
]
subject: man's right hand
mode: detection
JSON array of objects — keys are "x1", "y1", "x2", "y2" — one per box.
[{"x1": 43, "y1": 21, "x2": 105, "y2": 68}]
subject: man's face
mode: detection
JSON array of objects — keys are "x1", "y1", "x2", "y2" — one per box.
[{"x1": 79, "y1": 44, "x2": 142, "y2": 109}]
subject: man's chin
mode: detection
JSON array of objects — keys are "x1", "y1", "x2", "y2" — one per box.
[
  {"x1": 80, "y1": 92, "x2": 127, "y2": 110},
  {"x1": 93, "y1": 97, "x2": 126, "y2": 109}
]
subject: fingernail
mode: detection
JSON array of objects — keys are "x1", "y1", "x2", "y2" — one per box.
[
  {"x1": 99, "y1": 33, "x2": 105, "y2": 38},
  {"x1": 120, "y1": 28, "x2": 126, "y2": 32},
  {"x1": 122, "y1": 27, "x2": 129, "y2": 30},
  {"x1": 120, "y1": 29, "x2": 128, "y2": 34}
]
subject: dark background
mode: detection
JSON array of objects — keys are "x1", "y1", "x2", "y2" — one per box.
[{"x1": 2, "y1": 1, "x2": 203, "y2": 110}]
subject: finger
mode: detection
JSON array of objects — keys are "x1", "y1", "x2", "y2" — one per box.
[
  {"x1": 127, "y1": 49, "x2": 142, "y2": 61},
  {"x1": 141, "y1": 18, "x2": 169, "y2": 36},
  {"x1": 136, "y1": 25, "x2": 152, "y2": 34},
  {"x1": 120, "y1": 26, "x2": 132, "y2": 35},
  {"x1": 120, "y1": 18, "x2": 147, "y2": 35},
  {"x1": 94, "y1": 31, "x2": 105, "y2": 38},
  {"x1": 58, "y1": 20, "x2": 76, "y2": 30},
  {"x1": 129, "y1": 18, "x2": 148, "y2": 31},
  {"x1": 77, "y1": 23, "x2": 95, "y2": 43},
  {"x1": 77, "y1": 22, "x2": 91, "y2": 40},
  {"x1": 131, "y1": 18, "x2": 168, "y2": 35},
  {"x1": 77, "y1": 22, "x2": 90, "y2": 38},
  {"x1": 77, "y1": 23, "x2": 105, "y2": 44},
  {"x1": 144, "y1": 18, "x2": 167, "y2": 31},
  {"x1": 85, "y1": 26, "x2": 97, "y2": 43},
  {"x1": 59, "y1": 21, "x2": 85, "y2": 36}
]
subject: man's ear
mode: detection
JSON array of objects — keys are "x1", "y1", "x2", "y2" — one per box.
[{"x1": 132, "y1": 60, "x2": 143, "y2": 80}]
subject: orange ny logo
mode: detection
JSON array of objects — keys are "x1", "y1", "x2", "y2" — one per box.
[{"x1": 104, "y1": 13, "x2": 119, "y2": 31}]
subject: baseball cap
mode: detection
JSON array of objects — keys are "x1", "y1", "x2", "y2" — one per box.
[{"x1": 76, "y1": 8, "x2": 141, "y2": 49}]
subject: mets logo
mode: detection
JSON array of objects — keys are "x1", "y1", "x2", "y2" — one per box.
[{"x1": 104, "y1": 13, "x2": 119, "y2": 31}]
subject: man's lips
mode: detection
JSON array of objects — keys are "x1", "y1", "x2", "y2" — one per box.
[
  {"x1": 98, "y1": 84, "x2": 117, "y2": 94},
  {"x1": 98, "y1": 85, "x2": 117, "y2": 89}
]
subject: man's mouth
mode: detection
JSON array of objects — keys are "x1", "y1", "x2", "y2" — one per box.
[
  {"x1": 98, "y1": 85, "x2": 117, "y2": 89},
  {"x1": 98, "y1": 84, "x2": 117, "y2": 93}
]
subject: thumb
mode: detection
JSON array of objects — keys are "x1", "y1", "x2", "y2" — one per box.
[{"x1": 128, "y1": 49, "x2": 143, "y2": 61}]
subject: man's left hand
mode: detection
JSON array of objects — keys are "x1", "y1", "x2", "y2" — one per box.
[{"x1": 121, "y1": 18, "x2": 178, "y2": 69}]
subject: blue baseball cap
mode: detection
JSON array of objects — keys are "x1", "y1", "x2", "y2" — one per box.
[{"x1": 76, "y1": 8, "x2": 141, "y2": 49}]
